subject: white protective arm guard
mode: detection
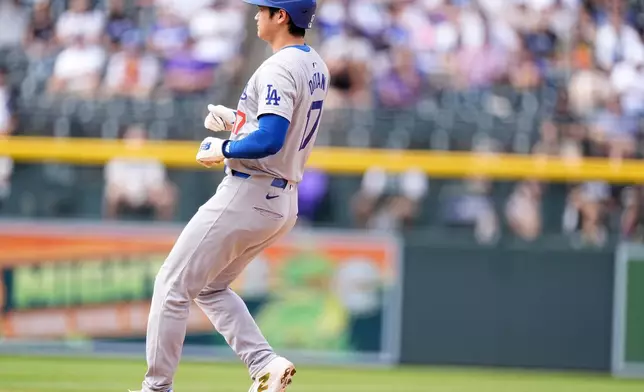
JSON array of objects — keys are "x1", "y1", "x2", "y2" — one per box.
[
  {"x1": 204, "y1": 104, "x2": 236, "y2": 133},
  {"x1": 196, "y1": 137, "x2": 227, "y2": 168}
]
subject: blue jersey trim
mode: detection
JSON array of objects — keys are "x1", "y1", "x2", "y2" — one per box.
[{"x1": 283, "y1": 44, "x2": 311, "y2": 53}]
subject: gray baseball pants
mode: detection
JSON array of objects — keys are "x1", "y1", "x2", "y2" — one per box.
[{"x1": 141, "y1": 172, "x2": 298, "y2": 392}]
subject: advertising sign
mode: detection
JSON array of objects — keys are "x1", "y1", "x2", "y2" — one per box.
[
  {"x1": 613, "y1": 243, "x2": 644, "y2": 378},
  {"x1": 0, "y1": 222, "x2": 402, "y2": 364}
]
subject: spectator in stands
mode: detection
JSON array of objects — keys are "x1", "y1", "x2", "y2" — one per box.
[
  {"x1": 576, "y1": 1, "x2": 597, "y2": 43},
  {"x1": 352, "y1": 167, "x2": 428, "y2": 231},
  {"x1": 296, "y1": 169, "x2": 330, "y2": 227},
  {"x1": 567, "y1": 60, "x2": 612, "y2": 119},
  {"x1": 505, "y1": 180, "x2": 543, "y2": 241},
  {"x1": 55, "y1": 0, "x2": 106, "y2": 46},
  {"x1": 544, "y1": 0, "x2": 580, "y2": 47},
  {"x1": 103, "y1": 125, "x2": 177, "y2": 221},
  {"x1": 190, "y1": 0, "x2": 246, "y2": 69},
  {"x1": 0, "y1": 67, "x2": 16, "y2": 135},
  {"x1": 533, "y1": 90, "x2": 585, "y2": 160},
  {"x1": 439, "y1": 139, "x2": 501, "y2": 244},
  {"x1": 559, "y1": 2, "x2": 596, "y2": 81},
  {"x1": 593, "y1": 0, "x2": 644, "y2": 72},
  {"x1": 48, "y1": 34, "x2": 105, "y2": 98},
  {"x1": 563, "y1": 181, "x2": 610, "y2": 247},
  {"x1": 0, "y1": 0, "x2": 29, "y2": 51},
  {"x1": 0, "y1": 67, "x2": 15, "y2": 210},
  {"x1": 621, "y1": 185, "x2": 644, "y2": 241},
  {"x1": 104, "y1": 0, "x2": 137, "y2": 53},
  {"x1": 609, "y1": 50, "x2": 644, "y2": 116},
  {"x1": 448, "y1": 19, "x2": 510, "y2": 90},
  {"x1": 316, "y1": 0, "x2": 347, "y2": 40},
  {"x1": 375, "y1": 46, "x2": 422, "y2": 109},
  {"x1": 508, "y1": 43, "x2": 543, "y2": 90},
  {"x1": 162, "y1": 37, "x2": 215, "y2": 96},
  {"x1": 0, "y1": 153, "x2": 12, "y2": 211},
  {"x1": 147, "y1": 6, "x2": 190, "y2": 59},
  {"x1": 102, "y1": 30, "x2": 160, "y2": 99},
  {"x1": 533, "y1": 118, "x2": 585, "y2": 164},
  {"x1": 320, "y1": 23, "x2": 374, "y2": 109},
  {"x1": 439, "y1": 175, "x2": 500, "y2": 244},
  {"x1": 156, "y1": 0, "x2": 213, "y2": 22},
  {"x1": 589, "y1": 95, "x2": 638, "y2": 161},
  {"x1": 413, "y1": 2, "x2": 459, "y2": 76},
  {"x1": 509, "y1": 0, "x2": 559, "y2": 63},
  {"x1": 23, "y1": 1, "x2": 57, "y2": 60},
  {"x1": 533, "y1": 120, "x2": 562, "y2": 157}
]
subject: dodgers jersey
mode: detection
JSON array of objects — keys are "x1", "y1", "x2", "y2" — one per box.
[{"x1": 225, "y1": 44, "x2": 330, "y2": 183}]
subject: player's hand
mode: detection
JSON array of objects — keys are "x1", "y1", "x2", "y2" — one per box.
[
  {"x1": 196, "y1": 137, "x2": 226, "y2": 168},
  {"x1": 204, "y1": 104, "x2": 236, "y2": 133}
]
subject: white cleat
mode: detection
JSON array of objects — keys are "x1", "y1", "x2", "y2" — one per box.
[
  {"x1": 127, "y1": 390, "x2": 172, "y2": 392},
  {"x1": 248, "y1": 357, "x2": 296, "y2": 392}
]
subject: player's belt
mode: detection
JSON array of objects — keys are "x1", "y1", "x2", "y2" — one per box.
[{"x1": 231, "y1": 169, "x2": 288, "y2": 189}]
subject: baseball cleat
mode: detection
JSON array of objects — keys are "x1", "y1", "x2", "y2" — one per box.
[
  {"x1": 127, "y1": 390, "x2": 172, "y2": 392},
  {"x1": 248, "y1": 357, "x2": 296, "y2": 392}
]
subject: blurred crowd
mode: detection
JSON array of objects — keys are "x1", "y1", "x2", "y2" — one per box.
[
  {"x1": 0, "y1": 0, "x2": 247, "y2": 218},
  {"x1": 2, "y1": 0, "x2": 644, "y2": 247},
  {"x1": 313, "y1": 0, "x2": 644, "y2": 246},
  {"x1": 0, "y1": 0, "x2": 246, "y2": 100}
]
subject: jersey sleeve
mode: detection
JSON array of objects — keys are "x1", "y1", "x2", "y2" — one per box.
[{"x1": 255, "y1": 63, "x2": 297, "y2": 122}]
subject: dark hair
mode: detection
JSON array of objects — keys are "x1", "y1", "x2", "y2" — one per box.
[{"x1": 268, "y1": 7, "x2": 306, "y2": 37}]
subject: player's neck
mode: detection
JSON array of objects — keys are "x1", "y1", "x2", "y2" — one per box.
[{"x1": 269, "y1": 33, "x2": 306, "y2": 53}]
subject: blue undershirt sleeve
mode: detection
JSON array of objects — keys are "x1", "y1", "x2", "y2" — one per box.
[{"x1": 222, "y1": 114, "x2": 290, "y2": 159}]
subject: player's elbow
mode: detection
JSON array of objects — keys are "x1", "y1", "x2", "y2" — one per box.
[{"x1": 265, "y1": 141, "x2": 284, "y2": 156}]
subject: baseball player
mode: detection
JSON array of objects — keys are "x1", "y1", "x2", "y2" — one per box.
[{"x1": 130, "y1": 1, "x2": 327, "y2": 392}]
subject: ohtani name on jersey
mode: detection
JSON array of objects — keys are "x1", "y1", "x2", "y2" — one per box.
[{"x1": 308, "y1": 72, "x2": 327, "y2": 95}]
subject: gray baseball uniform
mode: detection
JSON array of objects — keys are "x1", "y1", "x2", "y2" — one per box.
[{"x1": 142, "y1": 44, "x2": 329, "y2": 392}]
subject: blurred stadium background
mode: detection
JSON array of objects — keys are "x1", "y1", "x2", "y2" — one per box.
[{"x1": 1, "y1": 0, "x2": 644, "y2": 391}]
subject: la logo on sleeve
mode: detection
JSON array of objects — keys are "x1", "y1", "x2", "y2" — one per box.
[{"x1": 265, "y1": 85, "x2": 281, "y2": 106}]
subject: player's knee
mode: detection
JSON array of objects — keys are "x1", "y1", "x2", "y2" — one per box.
[
  {"x1": 161, "y1": 293, "x2": 191, "y2": 312},
  {"x1": 155, "y1": 280, "x2": 192, "y2": 309},
  {"x1": 153, "y1": 270, "x2": 189, "y2": 302},
  {"x1": 196, "y1": 286, "x2": 229, "y2": 300}
]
